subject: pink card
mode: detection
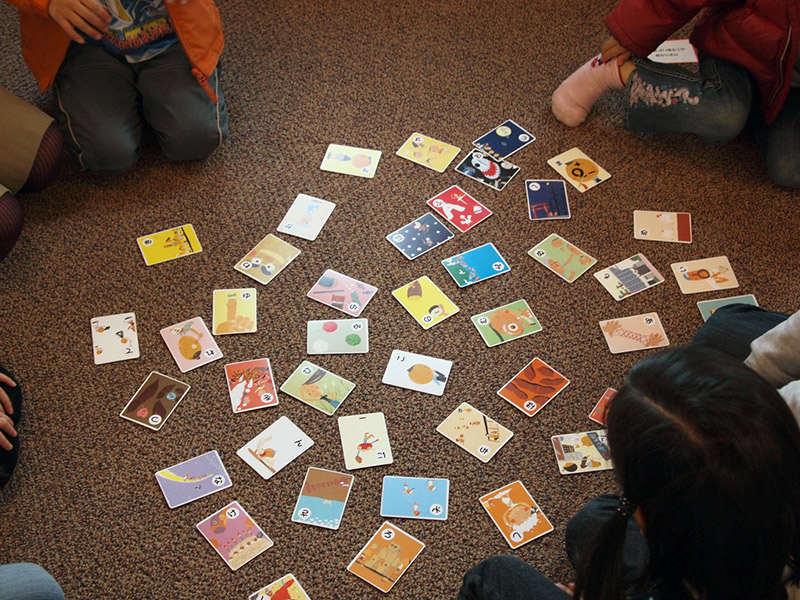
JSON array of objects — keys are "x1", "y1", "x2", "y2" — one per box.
[
  {"x1": 160, "y1": 317, "x2": 223, "y2": 373},
  {"x1": 426, "y1": 185, "x2": 492, "y2": 233},
  {"x1": 307, "y1": 269, "x2": 378, "y2": 317}
]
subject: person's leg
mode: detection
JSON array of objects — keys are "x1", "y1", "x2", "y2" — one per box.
[
  {"x1": 0, "y1": 364, "x2": 21, "y2": 488},
  {"x1": 0, "y1": 563, "x2": 64, "y2": 600},
  {"x1": 54, "y1": 43, "x2": 141, "y2": 175},
  {"x1": 0, "y1": 188, "x2": 24, "y2": 262},
  {"x1": 693, "y1": 304, "x2": 791, "y2": 360},
  {"x1": 137, "y1": 44, "x2": 229, "y2": 162},
  {"x1": 19, "y1": 123, "x2": 64, "y2": 193},
  {"x1": 755, "y1": 87, "x2": 800, "y2": 188},
  {"x1": 458, "y1": 555, "x2": 570, "y2": 600}
]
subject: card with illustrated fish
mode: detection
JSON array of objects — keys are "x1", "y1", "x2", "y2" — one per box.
[
  {"x1": 551, "y1": 430, "x2": 613, "y2": 475},
  {"x1": 120, "y1": 371, "x2": 190, "y2": 431},
  {"x1": 594, "y1": 254, "x2": 665, "y2": 301},
  {"x1": 155, "y1": 450, "x2": 232, "y2": 509},
  {"x1": 697, "y1": 294, "x2": 758, "y2": 322},
  {"x1": 237, "y1": 416, "x2": 314, "y2": 480},
  {"x1": 426, "y1": 184, "x2": 492, "y2": 233},
  {"x1": 392, "y1": 275, "x2": 459, "y2": 329},
  {"x1": 528, "y1": 233, "x2": 596, "y2": 283},
  {"x1": 347, "y1": 522, "x2": 424, "y2": 593},
  {"x1": 280, "y1": 360, "x2": 355, "y2": 416},
  {"x1": 436, "y1": 402, "x2": 513, "y2": 463},
  {"x1": 234, "y1": 233, "x2": 301, "y2": 285},
  {"x1": 548, "y1": 147, "x2": 610, "y2": 192},
  {"x1": 338, "y1": 412, "x2": 393, "y2": 470},
  {"x1": 396, "y1": 132, "x2": 461, "y2": 172},
  {"x1": 160, "y1": 317, "x2": 222, "y2": 373},
  {"x1": 599, "y1": 312, "x2": 669, "y2": 354},
  {"x1": 224, "y1": 358, "x2": 279, "y2": 414},
  {"x1": 248, "y1": 574, "x2": 311, "y2": 600},
  {"x1": 136, "y1": 223, "x2": 202, "y2": 266},
  {"x1": 212, "y1": 288, "x2": 257, "y2": 335},
  {"x1": 589, "y1": 387, "x2": 617, "y2": 426},
  {"x1": 479, "y1": 481, "x2": 554, "y2": 549},
  {"x1": 472, "y1": 119, "x2": 535, "y2": 160},
  {"x1": 320, "y1": 144, "x2": 381, "y2": 178},
  {"x1": 380, "y1": 476, "x2": 449, "y2": 520},
  {"x1": 455, "y1": 149, "x2": 519, "y2": 191},
  {"x1": 307, "y1": 269, "x2": 378, "y2": 317},
  {"x1": 196, "y1": 501, "x2": 273, "y2": 571},
  {"x1": 671, "y1": 256, "x2": 739, "y2": 294},
  {"x1": 497, "y1": 357, "x2": 570, "y2": 417},
  {"x1": 633, "y1": 210, "x2": 692, "y2": 243},
  {"x1": 277, "y1": 193, "x2": 336, "y2": 241},
  {"x1": 525, "y1": 180, "x2": 571, "y2": 220},
  {"x1": 381, "y1": 349, "x2": 452, "y2": 396},
  {"x1": 307, "y1": 318, "x2": 368, "y2": 354},
  {"x1": 442, "y1": 242, "x2": 510, "y2": 287},
  {"x1": 386, "y1": 212, "x2": 454, "y2": 260},
  {"x1": 90, "y1": 312, "x2": 139, "y2": 364},
  {"x1": 471, "y1": 299, "x2": 542, "y2": 347},
  {"x1": 291, "y1": 466, "x2": 355, "y2": 530}
]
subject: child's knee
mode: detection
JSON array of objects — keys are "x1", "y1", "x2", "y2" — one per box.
[
  {"x1": 160, "y1": 121, "x2": 228, "y2": 162},
  {"x1": 765, "y1": 156, "x2": 800, "y2": 188},
  {"x1": 81, "y1": 135, "x2": 139, "y2": 175}
]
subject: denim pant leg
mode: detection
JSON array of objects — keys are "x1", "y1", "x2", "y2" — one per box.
[
  {"x1": 0, "y1": 563, "x2": 64, "y2": 600},
  {"x1": 755, "y1": 87, "x2": 800, "y2": 188},
  {"x1": 693, "y1": 304, "x2": 791, "y2": 360},
  {"x1": 626, "y1": 55, "x2": 753, "y2": 143},
  {"x1": 458, "y1": 555, "x2": 571, "y2": 600},
  {"x1": 0, "y1": 364, "x2": 22, "y2": 488}
]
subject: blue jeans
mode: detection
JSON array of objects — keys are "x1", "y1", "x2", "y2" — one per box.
[
  {"x1": 0, "y1": 564, "x2": 64, "y2": 600},
  {"x1": 693, "y1": 304, "x2": 791, "y2": 360},
  {"x1": 54, "y1": 42, "x2": 229, "y2": 174}
]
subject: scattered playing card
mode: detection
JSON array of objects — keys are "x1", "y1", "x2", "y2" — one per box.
[
  {"x1": 234, "y1": 233, "x2": 301, "y2": 285},
  {"x1": 633, "y1": 210, "x2": 692, "y2": 243},
  {"x1": 599, "y1": 312, "x2": 669, "y2": 353},
  {"x1": 528, "y1": 233, "x2": 596, "y2": 282},
  {"x1": 381, "y1": 349, "x2": 452, "y2": 396},
  {"x1": 380, "y1": 476, "x2": 449, "y2": 520},
  {"x1": 525, "y1": 179, "x2": 570, "y2": 220},
  {"x1": 120, "y1": 371, "x2": 190, "y2": 431},
  {"x1": 248, "y1": 575, "x2": 310, "y2": 600},
  {"x1": 225, "y1": 358, "x2": 279, "y2": 413},
  {"x1": 392, "y1": 275, "x2": 459, "y2": 329},
  {"x1": 347, "y1": 522, "x2": 424, "y2": 593},
  {"x1": 552, "y1": 430, "x2": 613, "y2": 474},
  {"x1": 426, "y1": 185, "x2": 492, "y2": 233},
  {"x1": 277, "y1": 193, "x2": 336, "y2": 241},
  {"x1": 338, "y1": 412, "x2": 393, "y2": 470},
  {"x1": 136, "y1": 224, "x2": 201, "y2": 266},
  {"x1": 455, "y1": 149, "x2": 520, "y2": 191},
  {"x1": 479, "y1": 481, "x2": 554, "y2": 549},
  {"x1": 292, "y1": 467, "x2": 354, "y2": 530},
  {"x1": 497, "y1": 357, "x2": 570, "y2": 417},
  {"x1": 212, "y1": 288, "x2": 257, "y2": 335},
  {"x1": 471, "y1": 299, "x2": 542, "y2": 347},
  {"x1": 155, "y1": 450, "x2": 232, "y2": 509},
  {"x1": 589, "y1": 388, "x2": 617, "y2": 426},
  {"x1": 280, "y1": 360, "x2": 355, "y2": 416},
  {"x1": 396, "y1": 132, "x2": 460, "y2": 172},
  {"x1": 594, "y1": 254, "x2": 665, "y2": 301},
  {"x1": 437, "y1": 402, "x2": 513, "y2": 463},
  {"x1": 671, "y1": 256, "x2": 739, "y2": 294},
  {"x1": 386, "y1": 212, "x2": 454, "y2": 260},
  {"x1": 160, "y1": 317, "x2": 222, "y2": 373},
  {"x1": 697, "y1": 294, "x2": 758, "y2": 321},
  {"x1": 648, "y1": 39, "x2": 698, "y2": 63},
  {"x1": 91, "y1": 312, "x2": 139, "y2": 364},
  {"x1": 307, "y1": 269, "x2": 378, "y2": 317},
  {"x1": 307, "y1": 318, "x2": 369, "y2": 354},
  {"x1": 321, "y1": 144, "x2": 381, "y2": 178},
  {"x1": 442, "y1": 242, "x2": 510, "y2": 287},
  {"x1": 237, "y1": 416, "x2": 314, "y2": 480},
  {"x1": 548, "y1": 147, "x2": 610, "y2": 192},
  {"x1": 196, "y1": 501, "x2": 273, "y2": 570},
  {"x1": 472, "y1": 119, "x2": 535, "y2": 160}
]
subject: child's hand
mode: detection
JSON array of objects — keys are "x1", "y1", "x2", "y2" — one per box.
[
  {"x1": 0, "y1": 373, "x2": 14, "y2": 417},
  {"x1": 48, "y1": 0, "x2": 112, "y2": 44},
  {"x1": 0, "y1": 411, "x2": 15, "y2": 452},
  {"x1": 601, "y1": 36, "x2": 632, "y2": 66}
]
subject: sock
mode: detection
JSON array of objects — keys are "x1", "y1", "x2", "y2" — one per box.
[{"x1": 552, "y1": 54, "x2": 625, "y2": 127}]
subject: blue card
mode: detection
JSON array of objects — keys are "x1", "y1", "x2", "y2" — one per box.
[
  {"x1": 155, "y1": 450, "x2": 232, "y2": 509},
  {"x1": 696, "y1": 294, "x2": 758, "y2": 322},
  {"x1": 386, "y1": 212, "x2": 454, "y2": 259},
  {"x1": 380, "y1": 476, "x2": 449, "y2": 520},
  {"x1": 525, "y1": 180, "x2": 571, "y2": 220},
  {"x1": 291, "y1": 467, "x2": 354, "y2": 529},
  {"x1": 442, "y1": 242, "x2": 510, "y2": 287},
  {"x1": 472, "y1": 119, "x2": 535, "y2": 160}
]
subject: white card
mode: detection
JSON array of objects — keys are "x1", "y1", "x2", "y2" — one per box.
[
  {"x1": 648, "y1": 39, "x2": 698, "y2": 63},
  {"x1": 237, "y1": 416, "x2": 314, "y2": 480},
  {"x1": 91, "y1": 312, "x2": 139, "y2": 364},
  {"x1": 277, "y1": 193, "x2": 336, "y2": 241},
  {"x1": 381, "y1": 349, "x2": 452, "y2": 396}
]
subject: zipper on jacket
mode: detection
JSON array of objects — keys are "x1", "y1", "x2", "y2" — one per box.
[{"x1": 769, "y1": 27, "x2": 792, "y2": 106}]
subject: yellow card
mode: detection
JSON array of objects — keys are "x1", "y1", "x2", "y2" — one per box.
[
  {"x1": 136, "y1": 224, "x2": 201, "y2": 266},
  {"x1": 396, "y1": 132, "x2": 461, "y2": 173},
  {"x1": 547, "y1": 147, "x2": 610, "y2": 193},
  {"x1": 234, "y1": 233, "x2": 301, "y2": 285},
  {"x1": 212, "y1": 288, "x2": 257, "y2": 335},
  {"x1": 391, "y1": 275, "x2": 459, "y2": 329}
]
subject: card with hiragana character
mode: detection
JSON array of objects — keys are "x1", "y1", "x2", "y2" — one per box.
[
  {"x1": 338, "y1": 412, "x2": 393, "y2": 470},
  {"x1": 472, "y1": 119, "x2": 535, "y2": 160},
  {"x1": 471, "y1": 299, "x2": 542, "y2": 347},
  {"x1": 437, "y1": 402, "x2": 513, "y2": 463},
  {"x1": 426, "y1": 185, "x2": 492, "y2": 233},
  {"x1": 671, "y1": 256, "x2": 739, "y2": 294},
  {"x1": 392, "y1": 275, "x2": 459, "y2": 329},
  {"x1": 160, "y1": 317, "x2": 222, "y2": 372},
  {"x1": 137, "y1": 224, "x2": 201, "y2": 266},
  {"x1": 280, "y1": 360, "x2": 355, "y2": 416},
  {"x1": 480, "y1": 480, "x2": 553, "y2": 549},
  {"x1": 599, "y1": 312, "x2": 670, "y2": 353},
  {"x1": 234, "y1": 233, "x2": 300, "y2": 285},
  {"x1": 307, "y1": 269, "x2": 378, "y2": 317},
  {"x1": 442, "y1": 242, "x2": 510, "y2": 287},
  {"x1": 528, "y1": 233, "x2": 596, "y2": 283},
  {"x1": 347, "y1": 522, "x2": 424, "y2": 593},
  {"x1": 594, "y1": 254, "x2": 665, "y2": 301},
  {"x1": 321, "y1": 144, "x2": 381, "y2": 178},
  {"x1": 380, "y1": 476, "x2": 449, "y2": 520},
  {"x1": 196, "y1": 501, "x2": 273, "y2": 570},
  {"x1": 212, "y1": 288, "x2": 257, "y2": 334},
  {"x1": 633, "y1": 210, "x2": 692, "y2": 243},
  {"x1": 526, "y1": 180, "x2": 570, "y2": 220},
  {"x1": 277, "y1": 193, "x2": 336, "y2": 241},
  {"x1": 551, "y1": 430, "x2": 613, "y2": 474},
  {"x1": 455, "y1": 149, "x2": 519, "y2": 191},
  {"x1": 120, "y1": 371, "x2": 190, "y2": 431},
  {"x1": 548, "y1": 148, "x2": 610, "y2": 192},
  {"x1": 91, "y1": 312, "x2": 139, "y2": 364},
  {"x1": 396, "y1": 132, "x2": 461, "y2": 172},
  {"x1": 381, "y1": 349, "x2": 452, "y2": 396},
  {"x1": 248, "y1": 575, "x2": 310, "y2": 600},
  {"x1": 155, "y1": 450, "x2": 232, "y2": 509},
  {"x1": 237, "y1": 416, "x2": 314, "y2": 480},
  {"x1": 307, "y1": 318, "x2": 369, "y2": 354},
  {"x1": 386, "y1": 212, "x2": 454, "y2": 260},
  {"x1": 225, "y1": 358, "x2": 279, "y2": 413},
  {"x1": 292, "y1": 467, "x2": 354, "y2": 529},
  {"x1": 497, "y1": 357, "x2": 570, "y2": 417}
]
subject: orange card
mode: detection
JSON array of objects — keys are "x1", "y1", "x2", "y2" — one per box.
[
  {"x1": 589, "y1": 387, "x2": 617, "y2": 426},
  {"x1": 347, "y1": 522, "x2": 424, "y2": 593},
  {"x1": 479, "y1": 481, "x2": 553, "y2": 549},
  {"x1": 497, "y1": 357, "x2": 570, "y2": 416}
]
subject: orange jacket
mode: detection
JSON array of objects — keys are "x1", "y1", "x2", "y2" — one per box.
[{"x1": 5, "y1": 0, "x2": 224, "y2": 101}]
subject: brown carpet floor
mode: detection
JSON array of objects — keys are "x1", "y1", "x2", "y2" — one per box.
[{"x1": 0, "y1": 1, "x2": 798, "y2": 598}]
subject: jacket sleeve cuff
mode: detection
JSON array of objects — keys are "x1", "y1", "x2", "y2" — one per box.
[{"x1": 30, "y1": 0, "x2": 52, "y2": 19}]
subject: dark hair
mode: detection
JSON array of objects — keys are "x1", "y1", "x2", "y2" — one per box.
[{"x1": 574, "y1": 344, "x2": 800, "y2": 600}]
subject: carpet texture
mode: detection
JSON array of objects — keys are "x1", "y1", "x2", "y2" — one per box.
[{"x1": 0, "y1": 1, "x2": 798, "y2": 598}]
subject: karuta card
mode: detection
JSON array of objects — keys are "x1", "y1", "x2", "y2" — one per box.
[
  {"x1": 155, "y1": 450, "x2": 232, "y2": 509},
  {"x1": 280, "y1": 360, "x2": 355, "y2": 416},
  {"x1": 381, "y1": 349, "x2": 452, "y2": 396},
  {"x1": 160, "y1": 317, "x2": 222, "y2": 373},
  {"x1": 497, "y1": 357, "x2": 570, "y2": 417},
  {"x1": 648, "y1": 38, "x2": 698, "y2": 63},
  {"x1": 633, "y1": 210, "x2": 692, "y2": 243},
  {"x1": 224, "y1": 358, "x2": 279, "y2": 413},
  {"x1": 551, "y1": 430, "x2": 613, "y2": 474},
  {"x1": 136, "y1": 224, "x2": 201, "y2": 266},
  {"x1": 442, "y1": 242, "x2": 510, "y2": 287},
  {"x1": 437, "y1": 402, "x2": 513, "y2": 463},
  {"x1": 338, "y1": 412, "x2": 393, "y2": 470},
  {"x1": 380, "y1": 476, "x2": 449, "y2": 520},
  {"x1": 528, "y1": 233, "x2": 596, "y2": 283},
  {"x1": 237, "y1": 416, "x2": 313, "y2": 480},
  {"x1": 120, "y1": 371, "x2": 189, "y2": 431},
  {"x1": 234, "y1": 233, "x2": 300, "y2": 285},
  {"x1": 600, "y1": 312, "x2": 669, "y2": 353},
  {"x1": 471, "y1": 299, "x2": 542, "y2": 347},
  {"x1": 307, "y1": 318, "x2": 369, "y2": 354},
  {"x1": 277, "y1": 193, "x2": 336, "y2": 241},
  {"x1": 472, "y1": 119, "x2": 535, "y2": 160},
  {"x1": 392, "y1": 275, "x2": 459, "y2": 329},
  {"x1": 386, "y1": 212, "x2": 454, "y2": 260},
  {"x1": 671, "y1": 256, "x2": 739, "y2": 294},
  {"x1": 307, "y1": 269, "x2": 378, "y2": 317},
  {"x1": 248, "y1": 574, "x2": 310, "y2": 600},
  {"x1": 480, "y1": 481, "x2": 553, "y2": 549},
  {"x1": 347, "y1": 522, "x2": 424, "y2": 593},
  {"x1": 547, "y1": 147, "x2": 610, "y2": 192},
  {"x1": 589, "y1": 388, "x2": 617, "y2": 426},
  {"x1": 91, "y1": 312, "x2": 139, "y2": 364},
  {"x1": 426, "y1": 185, "x2": 492, "y2": 233},
  {"x1": 697, "y1": 294, "x2": 758, "y2": 322},
  {"x1": 320, "y1": 144, "x2": 381, "y2": 178},
  {"x1": 526, "y1": 180, "x2": 570, "y2": 220},
  {"x1": 196, "y1": 502, "x2": 272, "y2": 571},
  {"x1": 396, "y1": 132, "x2": 460, "y2": 172},
  {"x1": 594, "y1": 254, "x2": 665, "y2": 301},
  {"x1": 292, "y1": 467, "x2": 354, "y2": 529},
  {"x1": 455, "y1": 149, "x2": 520, "y2": 191},
  {"x1": 212, "y1": 288, "x2": 257, "y2": 335}
]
